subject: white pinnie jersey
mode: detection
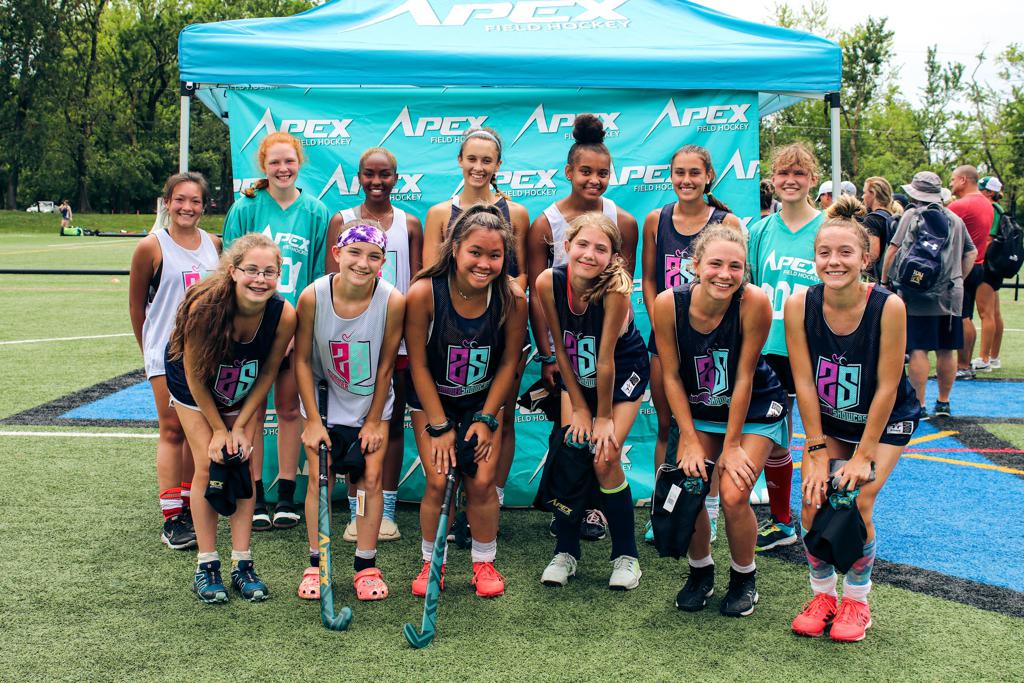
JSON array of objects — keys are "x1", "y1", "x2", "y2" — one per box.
[
  {"x1": 340, "y1": 206, "x2": 410, "y2": 355},
  {"x1": 312, "y1": 274, "x2": 395, "y2": 428},
  {"x1": 142, "y1": 229, "x2": 219, "y2": 378},
  {"x1": 544, "y1": 197, "x2": 618, "y2": 267}
]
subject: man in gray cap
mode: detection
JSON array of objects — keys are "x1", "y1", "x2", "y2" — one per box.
[{"x1": 881, "y1": 171, "x2": 977, "y2": 419}]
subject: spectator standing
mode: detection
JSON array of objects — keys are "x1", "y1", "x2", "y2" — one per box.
[
  {"x1": 973, "y1": 176, "x2": 1006, "y2": 371},
  {"x1": 58, "y1": 199, "x2": 72, "y2": 234},
  {"x1": 816, "y1": 181, "x2": 834, "y2": 210},
  {"x1": 861, "y1": 177, "x2": 903, "y2": 282}
]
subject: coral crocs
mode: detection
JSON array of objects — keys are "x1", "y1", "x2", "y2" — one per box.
[
  {"x1": 353, "y1": 567, "x2": 389, "y2": 601},
  {"x1": 297, "y1": 566, "x2": 320, "y2": 600}
]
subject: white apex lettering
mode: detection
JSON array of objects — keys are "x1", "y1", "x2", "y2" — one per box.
[
  {"x1": 241, "y1": 107, "x2": 352, "y2": 150},
  {"x1": 318, "y1": 164, "x2": 424, "y2": 199},
  {"x1": 512, "y1": 104, "x2": 620, "y2": 144},
  {"x1": 711, "y1": 149, "x2": 760, "y2": 190},
  {"x1": 345, "y1": 0, "x2": 627, "y2": 30},
  {"x1": 643, "y1": 99, "x2": 751, "y2": 140},
  {"x1": 379, "y1": 106, "x2": 488, "y2": 144},
  {"x1": 607, "y1": 161, "x2": 670, "y2": 186}
]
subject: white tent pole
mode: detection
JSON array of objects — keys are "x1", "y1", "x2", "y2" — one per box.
[
  {"x1": 827, "y1": 92, "x2": 841, "y2": 191},
  {"x1": 179, "y1": 82, "x2": 193, "y2": 173}
]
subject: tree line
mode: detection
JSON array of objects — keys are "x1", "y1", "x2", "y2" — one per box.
[{"x1": 1, "y1": 0, "x2": 1021, "y2": 214}]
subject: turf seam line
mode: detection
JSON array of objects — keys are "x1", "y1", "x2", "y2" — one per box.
[{"x1": 0, "y1": 332, "x2": 133, "y2": 345}]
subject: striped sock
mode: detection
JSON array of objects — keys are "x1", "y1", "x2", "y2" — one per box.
[
  {"x1": 704, "y1": 495, "x2": 720, "y2": 521},
  {"x1": 159, "y1": 487, "x2": 183, "y2": 520},
  {"x1": 843, "y1": 539, "x2": 877, "y2": 603},
  {"x1": 382, "y1": 490, "x2": 398, "y2": 521},
  {"x1": 802, "y1": 527, "x2": 838, "y2": 596},
  {"x1": 180, "y1": 481, "x2": 192, "y2": 511}
]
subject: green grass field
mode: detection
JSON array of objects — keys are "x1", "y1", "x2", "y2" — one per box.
[{"x1": 1, "y1": 225, "x2": 1023, "y2": 680}]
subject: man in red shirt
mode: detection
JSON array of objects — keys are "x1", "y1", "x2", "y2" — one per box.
[{"x1": 949, "y1": 165, "x2": 994, "y2": 380}]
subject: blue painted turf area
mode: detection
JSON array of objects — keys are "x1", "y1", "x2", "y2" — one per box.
[{"x1": 65, "y1": 379, "x2": 1024, "y2": 592}]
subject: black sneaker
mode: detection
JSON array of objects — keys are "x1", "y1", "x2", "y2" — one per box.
[
  {"x1": 161, "y1": 514, "x2": 197, "y2": 550},
  {"x1": 720, "y1": 568, "x2": 759, "y2": 617},
  {"x1": 252, "y1": 504, "x2": 272, "y2": 531},
  {"x1": 675, "y1": 564, "x2": 715, "y2": 612},
  {"x1": 918, "y1": 404, "x2": 930, "y2": 422},
  {"x1": 580, "y1": 509, "x2": 608, "y2": 542},
  {"x1": 933, "y1": 401, "x2": 951, "y2": 417},
  {"x1": 755, "y1": 517, "x2": 797, "y2": 551},
  {"x1": 194, "y1": 560, "x2": 228, "y2": 604},
  {"x1": 272, "y1": 500, "x2": 300, "y2": 529},
  {"x1": 181, "y1": 508, "x2": 195, "y2": 535},
  {"x1": 230, "y1": 559, "x2": 269, "y2": 601}
]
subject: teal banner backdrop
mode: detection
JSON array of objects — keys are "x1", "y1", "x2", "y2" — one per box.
[{"x1": 225, "y1": 86, "x2": 760, "y2": 506}]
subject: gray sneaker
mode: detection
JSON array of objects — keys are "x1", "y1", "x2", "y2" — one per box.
[
  {"x1": 541, "y1": 552, "x2": 578, "y2": 587},
  {"x1": 608, "y1": 555, "x2": 642, "y2": 591}
]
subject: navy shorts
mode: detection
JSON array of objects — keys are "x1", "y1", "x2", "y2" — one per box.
[
  {"x1": 906, "y1": 315, "x2": 964, "y2": 352},
  {"x1": 647, "y1": 331, "x2": 658, "y2": 355},
  {"x1": 764, "y1": 353, "x2": 796, "y2": 396}
]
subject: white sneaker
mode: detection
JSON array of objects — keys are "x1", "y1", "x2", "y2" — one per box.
[
  {"x1": 971, "y1": 357, "x2": 992, "y2": 372},
  {"x1": 378, "y1": 517, "x2": 401, "y2": 542},
  {"x1": 342, "y1": 518, "x2": 357, "y2": 542},
  {"x1": 541, "y1": 552, "x2": 578, "y2": 587},
  {"x1": 608, "y1": 555, "x2": 642, "y2": 591},
  {"x1": 990, "y1": 357, "x2": 1001, "y2": 369}
]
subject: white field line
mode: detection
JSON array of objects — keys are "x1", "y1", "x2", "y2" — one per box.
[
  {"x1": 0, "y1": 332, "x2": 133, "y2": 346},
  {"x1": 0, "y1": 430, "x2": 157, "y2": 439}
]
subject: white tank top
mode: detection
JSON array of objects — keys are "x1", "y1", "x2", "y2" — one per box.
[
  {"x1": 544, "y1": 197, "x2": 619, "y2": 267},
  {"x1": 311, "y1": 274, "x2": 395, "y2": 427},
  {"x1": 142, "y1": 229, "x2": 219, "y2": 378}
]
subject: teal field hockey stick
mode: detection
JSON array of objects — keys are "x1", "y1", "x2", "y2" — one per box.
[{"x1": 318, "y1": 382, "x2": 353, "y2": 631}]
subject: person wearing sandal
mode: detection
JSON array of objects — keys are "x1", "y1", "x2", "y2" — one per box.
[{"x1": 293, "y1": 223, "x2": 405, "y2": 602}]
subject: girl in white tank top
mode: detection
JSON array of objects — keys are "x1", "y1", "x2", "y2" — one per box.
[{"x1": 294, "y1": 222, "x2": 405, "y2": 602}]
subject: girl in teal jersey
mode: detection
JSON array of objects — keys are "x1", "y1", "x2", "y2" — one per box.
[
  {"x1": 223, "y1": 132, "x2": 330, "y2": 532},
  {"x1": 746, "y1": 142, "x2": 824, "y2": 552}
]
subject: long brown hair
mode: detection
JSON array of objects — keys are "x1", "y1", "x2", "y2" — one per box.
[
  {"x1": 459, "y1": 127, "x2": 509, "y2": 201},
  {"x1": 670, "y1": 144, "x2": 732, "y2": 214},
  {"x1": 564, "y1": 212, "x2": 632, "y2": 304},
  {"x1": 414, "y1": 204, "x2": 516, "y2": 326},
  {"x1": 166, "y1": 234, "x2": 281, "y2": 382},
  {"x1": 864, "y1": 176, "x2": 903, "y2": 217},
  {"x1": 242, "y1": 132, "x2": 305, "y2": 198}
]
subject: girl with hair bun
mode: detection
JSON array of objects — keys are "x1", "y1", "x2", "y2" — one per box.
[
  {"x1": 222, "y1": 131, "x2": 331, "y2": 533},
  {"x1": 535, "y1": 212, "x2": 649, "y2": 591},
  {"x1": 640, "y1": 144, "x2": 743, "y2": 544},
  {"x1": 527, "y1": 113, "x2": 639, "y2": 541},
  {"x1": 326, "y1": 147, "x2": 423, "y2": 545},
  {"x1": 653, "y1": 225, "x2": 787, "y2": 617},
  {"x1": 786, "y1": 195, "x2": 918, "y2": 642},
  {"x1": 405, "y1": 204, "x2": 527, "y2": 599},
  {"x1": 164, "y1": 234, "x2": 297, "y2": 604}
]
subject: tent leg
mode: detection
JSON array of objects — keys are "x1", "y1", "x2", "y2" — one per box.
[
  {"x1": 827, "y1": 92, "x2": 841, "y2": 191},
  {"x1": 179, "y1": 81, "x2": 194, "y2": 173}
]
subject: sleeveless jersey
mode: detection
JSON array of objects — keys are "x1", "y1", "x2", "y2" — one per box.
[
  {"x1": 747, "y1": 210, "x2": 824, "y2": 356},
  {"x1": 551, "y1": 264, "x2": 648, "y2": 391},
  {"x1": 545, "y1": 197, "x2": 619, "y2": 268},
  {"x1": 424, "y1": 275, "x2": 506, "y2": 414},
  {"x1": 673, "y1": 284, "x2": 787, "y2": 423},
  {"x1": 222, "y1": 189, "x2": 330, "y2": 305},
  {"x1": 449, "y1": 195, "x2": 519, "y2": 277},
  {"x1": 165, "y1": 295, "x2": 286, "y2": 410},
  {"x1": 142, "y1": 229, "x2": 219, "y2": 378},
  {"x1": 655, "y1": 204, "x2": 729, "y2": 293},
  {"x1": 311, "y1": 274, "x2": 395, "y2": 428},
  {"x1": 803, "y1": 284, "x2": 919, "y2": 441},
  {"x1": 340, "y1": 206, "x2": 411, "y2": 355}
]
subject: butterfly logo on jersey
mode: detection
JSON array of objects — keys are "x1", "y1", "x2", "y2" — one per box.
[
  {"x1": 563, "y1": 331, "x2": 597, "y2": 388},
  {"x1": 213, "y1": 359, "x2": 259, "y2": 405},
  {"x1": 693, "y1": 349, "x2": 730, "y2": 405},
  {"x1": 816, "y1": 354, "x2": 862, "y2": 412},
  {"x1": 330, "y1": 336, "x2": 374, "y2": 396},
  {"x1": 664, "y1": 249, "x2": 694, "y2": 289},
  {"x1": 446, "y1": 341, "x2": 491, "y2": 390}
]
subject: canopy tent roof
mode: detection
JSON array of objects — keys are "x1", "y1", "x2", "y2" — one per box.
[{"x1": 179, "y1": 0, "x2": 841, "y2": 117}]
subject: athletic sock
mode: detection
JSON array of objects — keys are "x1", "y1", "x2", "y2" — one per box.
[
  {"x1": 255, "y1": 480, "x2": 266, "y2": 507},
  {"x1": 553, "y1": 513, "x2": 582, "y2": 559},
  {"x1": 382, "y1": 490, "x2": 398, "y2": 522},
  {"x1": 197, "y1": 551, "x2": 219, "y2": 566},
  {"x1": 278, "y1": 478, "x2": 296, "y2": 505},
  {"x1": 180, "y1": 481, "x2": 192, "y2": 512},
  {"x1": 688, "y1": 554, "x2": 715, "y2": 569},
  {"x1": 730, "y1": 558, "x2": 756, "y2": 574},
  {"x1": 230, "y1": 548, "x2": 252, "y2": 567},
  {"x1": 802, "y1": 527, "x2": 838, "y2": 596},
  {"x1": 842, "y1": 539, "x2": 877, "y2": 603},
  {"x1": 764, "y1": 453, "x2": 793, "y2": 526},
  {"x1": 471, "y1": 538, "x2": 497, "y2": 564},
  {"x1": 704, "y1": 494, "x2": 720, "y2": 521},
  {"x1": 601, "y1": 481, "x2": 639, "y2": 559},
  {"x1": 348, "y1": 496, "x2": 358, "y2": 521},
  {"x1": 354, "y1": 547, "x2": 377, "y2": 572},
  {"x1": 159, "y1": 487, "x2": 183, "y2": 520},
  {"x1": 421, "y1": 537, "x2": 447, "y2": 563},
  {"x1": 496, "y1": 486, "x2": 505, "y2": 508},
  {"x1": 309, "y1": 548, "x2": 320, "y2": 568}
]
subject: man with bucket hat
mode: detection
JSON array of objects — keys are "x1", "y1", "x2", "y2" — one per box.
[{"x1": 881, "y1": 171, "x2": 977, "y2": 419}]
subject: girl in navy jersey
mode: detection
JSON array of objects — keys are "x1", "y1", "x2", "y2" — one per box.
[
  {"x1": 424, "y1": 128, "x2": 529, "y2": 513},
  {"x1": 641, "y1": 144, "x2": 743, "y2": 544},
  {"x1": 405, "y1": 204, "x2": 527, "y2": 598},
  {"x1": 294, "y1": 222, "x2": 405, "y2": 601},
  {"x1": 653, "y1": 225, "x2": 788, "y2": 617},
  {"x1": 327, "y1": 147, "x2": 423, "y2": 544},
  {"x1": 786, "y1": 196, "x2": 918, "y2": 642},
  {"x1": 165, "y1": 234, "x2": 297, "y2": 604},
  {"x1": 130, "y1": 173, "x2": 221, "y2": 551},
  {"x1": 535, "y1": 212, "x2": 649, "y2": 590}
]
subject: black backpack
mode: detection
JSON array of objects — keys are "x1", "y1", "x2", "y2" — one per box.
[
  {"x1": 893, "y1": 206, "x2": 950, "y2": 292},
  {"x1": 870, "y1": 209, "x2": 899, "y2": 247},
  {"x1": 985, "y1": 212, "x2": 1024, "y2": 280}
]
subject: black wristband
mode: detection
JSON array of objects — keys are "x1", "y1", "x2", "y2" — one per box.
[
  {"x1": 425, "y1": 420, "x2": 453, "y2": 437},
  {"x1": 807, "y1": 442, "x2": 827, "y2": 453}
]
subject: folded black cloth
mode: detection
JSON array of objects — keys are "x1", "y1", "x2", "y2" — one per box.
[
  {"x1": 803, "y1": 484, "x2": 868, "y2": 573},
  {"x1": 453, "y1": 411, "x2": 479, "y2": 478},
  {"x1": 651, "y1": 461, "x2": 715, "y2": 559},
  {"x1": 328, "y1": 425, "x2": 365, "y2": 483},
  {"x1": 516, "y1": 377, "x2": 561, "y2": 423},
  {"x1": 206, "y1": 448, "x2": 253, "y2": 517},
  {"x1": 533, "y1": 425, "x2": 596, "y2": 526}
]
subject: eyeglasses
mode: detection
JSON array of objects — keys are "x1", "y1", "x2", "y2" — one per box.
[{"x1": 237, "y1": 265, "x2": 280, "y2": 280}]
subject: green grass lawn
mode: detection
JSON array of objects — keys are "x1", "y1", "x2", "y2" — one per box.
[
  {"x1": 0, "y1": 209, "x2": 225, "y2": 236},
  {"x1": 1, "y1": 232, "x2": 1022, "y2": 680}
]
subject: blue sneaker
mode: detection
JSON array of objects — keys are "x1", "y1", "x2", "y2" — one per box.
[
  {"x1": 755, "y1": 517, "x2": 797, "y2": 551},
  {"x1": 643, "y1": 519, "x2": 654, "y2": 544},
  {"x1": 230, "y1": 560, "x2": 269, "y2": 602},
  {"x1": 194, "y1": 560, "x2": 229, "y2": 604}
]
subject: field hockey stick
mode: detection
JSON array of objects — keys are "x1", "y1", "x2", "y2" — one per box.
[
  {"x1": 403, "y1": 465, "x2": 458, "y2": 649},
  {"x1": 317, "y1": 381, "x2": 353, "y2": 631}
]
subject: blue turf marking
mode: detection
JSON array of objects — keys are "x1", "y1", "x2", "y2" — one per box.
[{"x1": 62, "y1": 381, "x2": 157, "y2": 421}]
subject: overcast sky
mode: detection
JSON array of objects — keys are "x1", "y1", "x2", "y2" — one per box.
[{"x1": 709, "y1": 0, "x2": 1022, "y2": 103}]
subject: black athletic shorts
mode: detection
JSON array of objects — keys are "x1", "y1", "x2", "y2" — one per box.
[
  {"x1": 764, "y1": 353, "x2": 796, "y2": 396},
  {"x1": 962, "y1": 264, "x2": 985, "y2": 319},
  {"x1": 982, "y1": 263, "x2": 1004, "y2": 291}
]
